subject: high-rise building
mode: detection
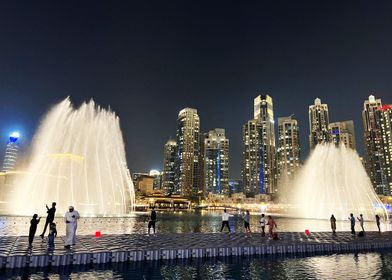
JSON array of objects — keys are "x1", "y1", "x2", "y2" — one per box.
[
  {"x1": 242, "y1": 94, "x2": 276, "y2": 195},
  {"x1": 362, "y1": 95, "x2": 388, "y2": 195},
  {"x1": 2, "y1": 132, "x2": 20, "y2": 172},
  {"x1": 175, "y1": 108, "x2": 201, "y2": 198},
  {"x1": 198, "y1": 132, "x2": 206, "y2": 197},
  {"x1": 204, "y1": 128, "x2": 229, "y2": 195},
  {"x1": 328, "y1": 120, "x2": 356, "y2": 150},
  {"x1": 149, "y1": 169, "x2": 162, "y2": 190},
  {"x1": 309, "y1": 98, "x2": 330, "y2": 149},
  {"x1": 162, "y1": 139, "x2": 177, "y2": 195},
  {"x1": 277, "y1": 116, "x2": 300, "y2": 189},
  {"x1": 242, "y1": 119, "x2": 263, "y2": 195},
  {"x1": 378, "y1": 104, "x2": 392, "y2": 194}
]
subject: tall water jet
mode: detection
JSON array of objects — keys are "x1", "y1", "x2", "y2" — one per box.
[
  {"x1": 290, "y1": 144, "x2": 387, "y2": 221},
  {"x1": 8, "y1": 97, "x2": 135, "y2": 216}
]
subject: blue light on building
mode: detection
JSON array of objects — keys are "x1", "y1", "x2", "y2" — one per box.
[{"x1": 2, "y1": 132, "x2": 20, "y2": 172}]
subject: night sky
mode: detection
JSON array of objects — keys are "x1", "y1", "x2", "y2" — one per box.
[{"x1": 0, "y1": 1, "x2": 391, "y2": 178}]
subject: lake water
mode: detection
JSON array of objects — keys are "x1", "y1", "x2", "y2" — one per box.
[{"x1": 2, "y1": 251, "x2": 392, "y2": 279}]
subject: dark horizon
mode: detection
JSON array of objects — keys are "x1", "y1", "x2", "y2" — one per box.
[{"x1": 0, "y1": 1, "x2": 391, "y2": 177}]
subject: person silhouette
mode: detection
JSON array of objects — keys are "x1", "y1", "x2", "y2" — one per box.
[
  {"x1": 40, "y1": 202, "x2": 56, "y2": 239},
  {"x1": 330, "y1": 214, "x2": 336, "y2": 234},
  {"x1": 29, "y1": 214, "x2": 41, "y2": 246}
]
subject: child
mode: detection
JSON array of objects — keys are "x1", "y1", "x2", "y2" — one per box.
[
  {"x1": 48, "y1": 222, "x2": 57, "y2": 249},
  {"x1": 29, "y1": 214, "x2": 41, "y2": 247}
]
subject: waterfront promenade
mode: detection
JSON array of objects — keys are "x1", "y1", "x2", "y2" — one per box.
[{"x1": 1, "y1": 231, "x2": 392, "y2": 269}]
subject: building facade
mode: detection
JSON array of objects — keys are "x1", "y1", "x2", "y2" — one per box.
[
  {"x1": 277, "y1": 116, "x2": 300, "y2": 191},
  {"x1": 175, "y1": 108, "x2": 201, "y2": 198},
  {"x1": 328, "y1": 120, "x2": 356, "y2": 150},
  {"x1": 2, "y1": 132, "x2": 20, "y2": 172},
  {"x1": 162, "y1": 139, "x2": 177, "y2": 195},
  {"x1": 242, "y1": 94, "x2": 276, "y2": 195},
  {"x1": 149, "y1": 169, "x2": 162, "y2": 190},
  {"x1": 204, "y1": 129, "x2": 229, "y2": 195},
  {"x1": 377, "y1": 104, "x2": 392, "y2": 194},
  {"x1": 309, "y1": 98, "x2": 330, "y2": 150},
  {"x1": 362, "y1": 95, "x2": 388, "y2": 195}
]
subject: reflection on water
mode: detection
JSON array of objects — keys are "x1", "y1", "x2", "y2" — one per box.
[
  {"x1": 3, "y1": 251, "x2": 392, "y2": 280},
  {"x1": 0, "y1": 211, "x2": 390, "y2": 236}
]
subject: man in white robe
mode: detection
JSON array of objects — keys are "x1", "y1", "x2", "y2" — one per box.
[{"x1": 64, "y1": 206, "x2": 80, "y2": 248}]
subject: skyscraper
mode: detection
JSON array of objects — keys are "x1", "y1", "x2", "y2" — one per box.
[
  {"x1": 378, "y1": 104, "x2": 392, "y2": 194},
  {"x1": 204, "y1": 128, "x2": 229, "y2": 195},
  {"x1": 242, "y1": 119, "x2": 263, "y2": 195},
  {"x1": 362, "y1": 95, "x2": 388, "y2": 195},
  {"x1": 242, "y1": 94, "x2": 276, "y2": 195},
  {"x1": 162, "y1": 139, "x2": 177, "y2": 195},
  {"x1": 175, "y1": 108, "x2": 201, "y2": 198},
  {"x1": 309, "y1": 98, "x2": 330, "y2": 149},
  {"x1": 277, "y1": 116, "x2": 300, "y2": 190},
  {"x1": 328, "y1": 120, "x2": 356, "y2": 150},
  {"x1": 2, "y1": 132, "x2": 20, "y2": 172}
]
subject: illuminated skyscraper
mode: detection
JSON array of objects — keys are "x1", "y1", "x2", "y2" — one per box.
[
  {"x1": 162, "y1": 139, "x2": 177, "y2": 195},
  {"x1": 362, "y1": 95, "x2": 388, "y2": 194},
  {"x1": 175, "y1": 108, "x2": 201, "y2": 198},
  {"x1": 204, "y1": 129, "x2": 229, "y2": 195},
  {"x1": 242, "y1": 119, "x2": 263, "y2": 195},
  {"x1": 309, "y1": 98, "x2": 330, "y2": 149},
  {"x1": 277, "y1": 116, "x2": 300, "y2": 190},
  {"x1": 377, "y1": 104, "x2": 392, "y2": 194},
  {"x1": 242, "y1": 94, "x2": 276, "y2": 195},
  {"x1": 2, "y1": 132, "x2": 20, "y2": 172},
  {"x1": 328, "y1": 120, "x2": 356, "y2": 150}
]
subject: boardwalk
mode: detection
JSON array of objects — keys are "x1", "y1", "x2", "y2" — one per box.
[{"x1": 1, "y1": 231, "x2": 392, "y2": 268}]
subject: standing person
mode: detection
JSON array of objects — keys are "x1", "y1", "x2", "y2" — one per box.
[
  {"x1": 148, "y1": 207, "x2": 157, "y2": 234},
  {"x1": 64, "y1": 206, "x2": 80, "y2": 248},
  {"x1": 376, "y1": 215, "x2": 381, "y2": 232},
  {"x1": 349, "y1": 213, "x2": 355, "y2": 235},
  {"x1": 357, "y1": 214, "x2": 364, "y2": 232},
  {"x1": 267, "y1": 216, "x2": 277, "y2": 237},
  {"x1": 260, "y1": 214, "x2": 266, "y2": 236},
  {"x1": 242, "y1": 210, "x2": 251, "y2": 233},
  {"x1": 330, "y1": 214, "x2": 337, "y2": 235},
  {"x1": 220, "y1": 209, "x2": 233, "y2": 233},
  {"x1": 28, "y1": 214, "x2": 41, "y2": 247},
  {"x1": 40, "y1": 202, "x2": 56, "y2": 239},
  {"x1": 29, "y1": 214, "x2": 41, "y2": 247},
  {"x1": 48, "y1": 223, "x2": 57, "y2": 249}
]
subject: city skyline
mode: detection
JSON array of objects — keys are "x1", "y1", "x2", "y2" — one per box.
[{"x1": 1, "y1": 2, "x2": 392, "y2": 178}]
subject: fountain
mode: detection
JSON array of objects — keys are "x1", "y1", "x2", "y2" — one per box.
[
  {"x1": 290, "y1": 144, "x2": 387, "y2": 221},
  {"x1": 7, "y1": 97, "x2": 135, "y2": 216}
]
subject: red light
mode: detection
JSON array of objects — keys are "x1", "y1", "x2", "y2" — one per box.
[
  {"x1": 305, "y1": 229, "x2": 310, "y2": 235},
  {"x1": 379, "y1": 105, "x2": 392, "y2": 112},
  {"x1": 95, "y1": 231, "x2": 102, "y2": 237}
]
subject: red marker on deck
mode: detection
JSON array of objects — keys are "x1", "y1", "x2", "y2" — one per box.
[
  {"x1": 95, "y1": 231, "x2": 102, "y2": 237},
  {"x1": 305, "y1": 229, "x2": 310, "y2": 235}
]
